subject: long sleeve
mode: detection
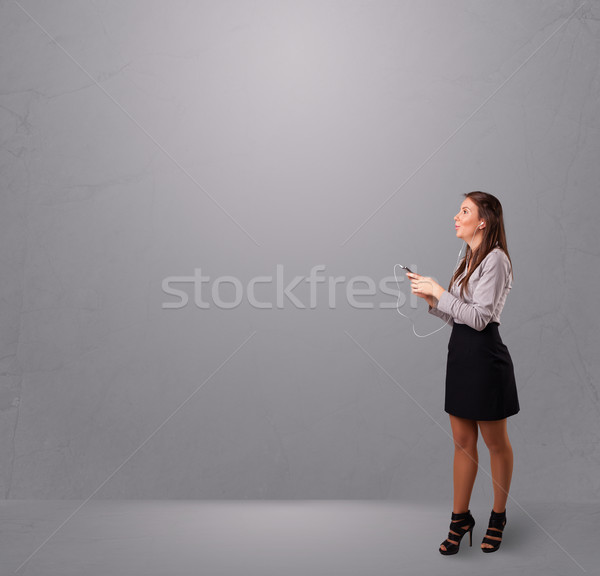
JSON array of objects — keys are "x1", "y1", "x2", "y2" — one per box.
[
  {"x1": 428, "y1": 302, "x2": 453, "y2": 325},
  {"x1": 435, "y1": 250, "x2": 511, "y2": 331}
]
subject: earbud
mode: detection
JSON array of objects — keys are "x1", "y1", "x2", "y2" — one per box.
[{"x1": 479, "y1": 222, "x2": 484, "y2": 228}]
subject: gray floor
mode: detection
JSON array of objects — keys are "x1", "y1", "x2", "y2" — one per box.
[{"x1": 1, "y1": 500, "x2": 598, "y2": 575}]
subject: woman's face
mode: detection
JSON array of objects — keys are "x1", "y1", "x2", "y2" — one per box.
[{"x1": 454, "y1": 197, "x2": 482, "y2": 242}]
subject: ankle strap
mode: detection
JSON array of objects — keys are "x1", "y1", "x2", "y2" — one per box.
[{"x1": 451, "y1": 509, "x2": 472, "y2": 520}]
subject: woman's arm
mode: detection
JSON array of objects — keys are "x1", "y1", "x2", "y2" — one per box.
[
  {"x1": 435, "y1": 250, "x2": 511, "y2": 331},
  {"x1": 406, "y1": 273, "x2": 453, "y2": 324},
  {"x1": 427, "y1": 295, "x2": 453, "y2": 324}
]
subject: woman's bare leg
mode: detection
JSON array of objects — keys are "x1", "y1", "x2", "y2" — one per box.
[
  {"x1": 440, "y1": 414, "x2": 478, "y2": 552},
  {"x1": 478, "y1": 418, "x2": 513, "y2": 549}
]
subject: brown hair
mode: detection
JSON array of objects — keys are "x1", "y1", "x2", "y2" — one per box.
[{"x1": 449, "y1": 191, "x2": 513, "y2": 299}]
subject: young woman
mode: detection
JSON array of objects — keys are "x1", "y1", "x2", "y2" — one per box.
[{"x1": 406, "y1": 191, "x2": 520, "y2": 555}]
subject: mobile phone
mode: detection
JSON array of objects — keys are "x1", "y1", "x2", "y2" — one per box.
[{"x1": 398, "y1": 265, "x2": 413, "y2": 273}]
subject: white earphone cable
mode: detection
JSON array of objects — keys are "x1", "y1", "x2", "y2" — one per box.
[{"x1": 394, "y1": 223, "x2": 482, "y2": 338}]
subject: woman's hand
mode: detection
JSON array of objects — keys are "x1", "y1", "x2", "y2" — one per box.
[{"x1": 406, "y1": 272, "x2": 445, "y2": 303}]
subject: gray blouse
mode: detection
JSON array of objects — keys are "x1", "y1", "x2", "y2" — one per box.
[{"x1": 428, "y1": 247, "x2": 513, "y2": 331}]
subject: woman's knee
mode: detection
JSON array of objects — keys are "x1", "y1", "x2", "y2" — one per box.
[
  {"x1": 484, "y1": 436, "x2": 512, "y2": 454},
  {"x1": 453, "y1": 433, "x2": 478, "y2": 452},
  {"x1": 479, "y1": 420, "x2": 511, "y2": 453},
  {"x1": 450, "y1": 415, "x2": 478, "y2": 451}
]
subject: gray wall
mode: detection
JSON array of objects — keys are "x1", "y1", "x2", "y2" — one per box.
[{"x1": 1, "y1": 0, "x2": 599, "y2": 501}]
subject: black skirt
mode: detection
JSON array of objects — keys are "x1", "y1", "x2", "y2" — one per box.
[{"x1": 445, "y1": 321, "x2": 520, "y2": 421}]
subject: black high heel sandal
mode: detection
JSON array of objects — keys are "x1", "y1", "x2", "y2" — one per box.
[
  {"x1": 439, "y1": 509, "x2": 475, "y2": 555},
  {"x1": 481, "y1": 508, "x2": 506, "y2": 553}
]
